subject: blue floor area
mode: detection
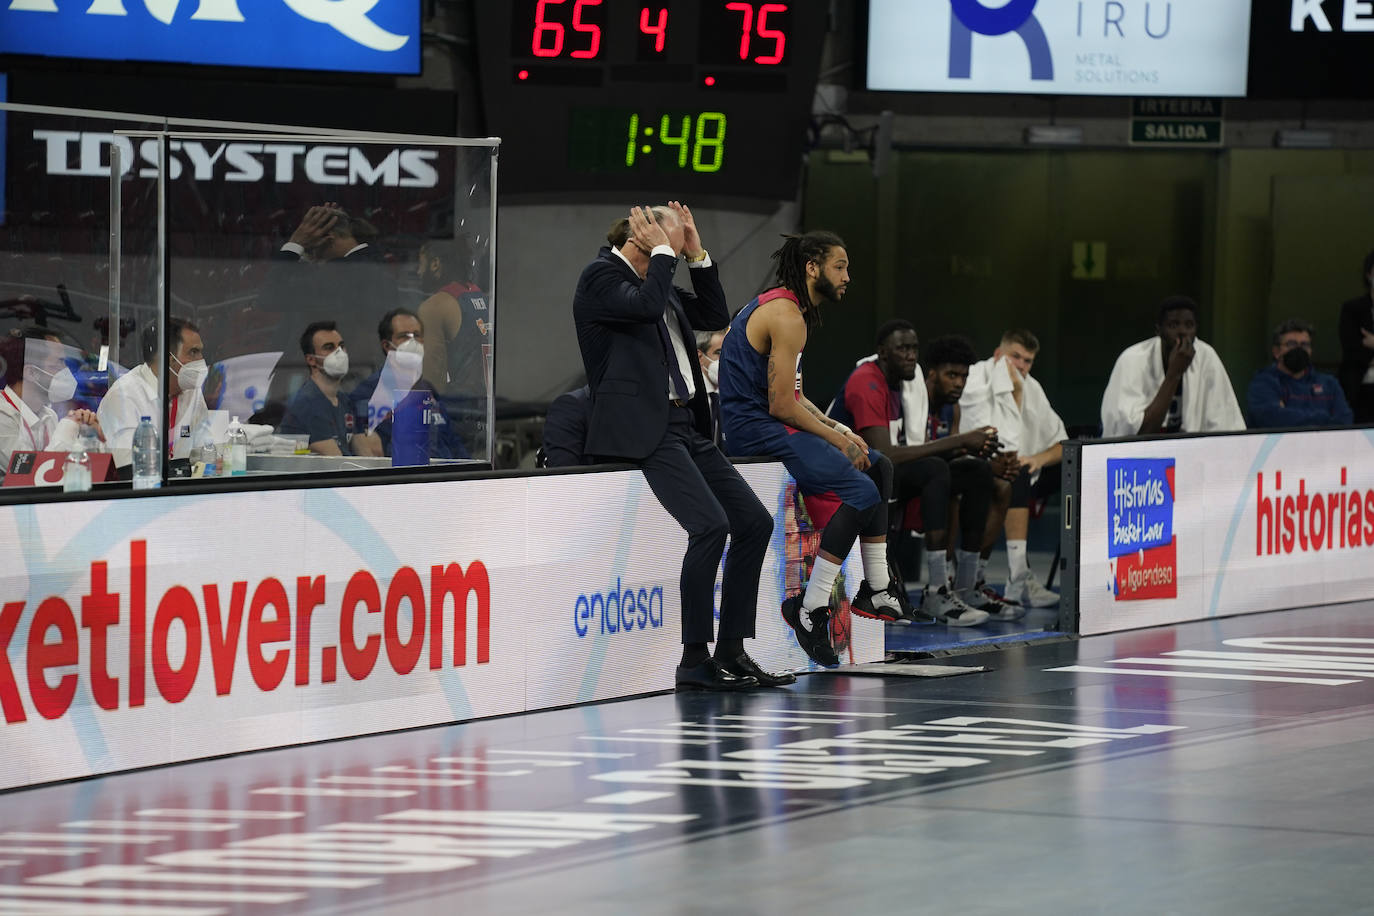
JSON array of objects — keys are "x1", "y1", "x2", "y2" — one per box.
[{"x1": 884, "y1": 587, "x2": 1068, "y2": 655}]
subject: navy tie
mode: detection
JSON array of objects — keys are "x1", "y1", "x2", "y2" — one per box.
[{"x1": 658, "y1": 316, "x2": 690, "y2": 401}]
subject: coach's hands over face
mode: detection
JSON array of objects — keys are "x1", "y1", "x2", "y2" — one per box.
[
  {"x1": 669, "y1": 200, "x2": 704, "y2": 260},
  {"x1": 628, "y1": 206, "x2": 672, "y2": 254}
]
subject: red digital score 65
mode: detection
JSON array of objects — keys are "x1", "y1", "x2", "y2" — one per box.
[
  {"x1": 524, "y1": 1, "x2": 789, "y2": 65},
  {"x1": 531, "y1": 0, "x2": 603, "y2": 59}
]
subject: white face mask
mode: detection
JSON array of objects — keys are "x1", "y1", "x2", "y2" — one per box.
[
  {"x1": 24, "y1": 364, "x2": 78, "y2": 405},
  {"x1": 320, "y1": 348, "x2": 350, "y2": 379},
  {"x1": 706, "y1": 358, "x2": 719, "y2": 387},
  {"x1": 174, "y1": 356, "x2": 208, "y2": 392},
  {"x1": 392, "y1": 337, "x2": 425, "y2": 374},
  {"x1": 386, "y1": 340, "x2": 424, "y2": 388}
]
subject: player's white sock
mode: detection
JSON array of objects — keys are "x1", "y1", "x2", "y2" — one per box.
[
  {"x1": 928, "y1": 552, "x2": 950, "y2": 591},
  {"x1": 860, "y1": 542, "x2": 890, "y2": 590},
  {"x1": 954, "y1": 549, "x2": 980, "y2": 595},
  {"x1": 1007, "y1": 539, "x2": 1029, "y2": 583},
  {"x1": 802, "y1": 556, "x2": 843, "y2": 616}
]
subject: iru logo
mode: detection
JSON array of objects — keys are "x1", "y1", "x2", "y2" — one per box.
[
  {"x1": 1108, "y1": 457, "x2": 1178, "y2": 602},
  {"x1": 948, "y1": 0, "x2": 1054, "y2": 81},
  {"x1": 2, "y1": 0, "x2": 419, "y2": 74}
]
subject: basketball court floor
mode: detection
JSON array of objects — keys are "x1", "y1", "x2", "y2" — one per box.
[{"x1": 4, "y1": 600, "x2": 1374, "y2": 915}]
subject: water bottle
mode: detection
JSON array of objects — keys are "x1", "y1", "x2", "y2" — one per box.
[
  {"x1": 190, "y1": 420, "x2": 218, "y2": 478},
  {"x1": 132, "y1": 415, "x2": 160, "y2": 490},
  {"x1": 226, "y1": 416, "x2": 249, "y2": 476},
  {"x1": 62, "y1": 429, "x2": 94, "y2": 493}
]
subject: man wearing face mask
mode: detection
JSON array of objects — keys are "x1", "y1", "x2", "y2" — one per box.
[
  {"x1": 1101, "y1": 295, "x2": 1244, "y2": 438},
  {"x1": 97, "y1": 319, "x2": 210, "y2": 468},
  {"x1": 256, "y1": 205, "x2": 397, "y2": 420},
  {"x1": 1247, "y1": 319, "x2": 1352, "y2": 429},
  {"x1": 695, "y1": 329, "x2": 725, "y2": 445},
  {"x1": 0, "y1": 328, "x2": 103, "y2": 474},
  {"x1": 347, "y1": 308, "x2": 466, "y2": 461},
  {"x1": 281, "y1": 321, "x2": 377, "y2": 457}
]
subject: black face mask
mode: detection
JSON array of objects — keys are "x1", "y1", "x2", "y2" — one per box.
[{"x1": 1281, "y1": 347, "x2": 1311, "y2": 374}]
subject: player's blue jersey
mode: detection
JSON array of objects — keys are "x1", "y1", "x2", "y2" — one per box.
[{"x1": 718, "y1": 287, "x2": 800, "y2": 437}]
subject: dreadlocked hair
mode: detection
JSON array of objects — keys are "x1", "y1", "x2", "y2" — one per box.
[{"x1": 771, "y1": 230, "x2": 846, "y2": 331}]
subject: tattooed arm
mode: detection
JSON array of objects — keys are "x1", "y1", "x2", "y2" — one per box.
[{"x1": 763, "y1": 306, "x2": 870, "y2": 469}]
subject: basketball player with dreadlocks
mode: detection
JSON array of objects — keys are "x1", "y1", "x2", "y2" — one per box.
[{"x1": 718, "y1": 231, "x2": 906, "y2": 668}]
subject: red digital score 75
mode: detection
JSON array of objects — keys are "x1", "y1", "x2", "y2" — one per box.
[
  {"x1": 532, "y1": 0, "x2": 604, "y2": 59},
  {"x1": 725, "y1": 2, "x2": 787, "y2": 65}
]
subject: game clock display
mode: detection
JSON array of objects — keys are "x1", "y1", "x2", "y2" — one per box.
[{"x1": 474, "y1": 1, "x2": 827, "y2": 198}]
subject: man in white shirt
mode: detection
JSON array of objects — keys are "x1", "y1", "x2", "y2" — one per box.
[
  {"x1": 960, "y1": 329, "x2": 1068, "y2": 608},
  {"x1": 0, "y1": 328, "x2": 102, "y2": 474},
  {"x1": 1101, "y1": 295, "x2": 1244, "y2": 438},
  {"x1": 97, "y1": 319, "x2": 210, "y2": 468}
]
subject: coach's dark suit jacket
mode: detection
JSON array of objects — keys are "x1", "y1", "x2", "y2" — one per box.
[
  {"x1": 1338, "y1": 295, "x2": 1374, "y2": 405},
  {"x1": 573, "y1": 247, "x2": 728, "y2": 460}
]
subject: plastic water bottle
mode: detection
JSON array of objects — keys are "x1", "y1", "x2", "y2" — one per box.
[
  {"x1": 62, "y1": 429, "x2": 93, "y2": 493},
  {"x1": 190, "y1": 420, "x2": 218, "y2": 478},
  {"x1": 132, "y1": 415, "x2": 160, "y2": 490},
  {"x1": 226, "y1": 416, "x2": 248, "y2": 476}
]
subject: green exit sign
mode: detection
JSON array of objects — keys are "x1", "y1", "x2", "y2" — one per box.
[{"x1": 1130, "y1": 119, "x2": 1223, "y2": 145}]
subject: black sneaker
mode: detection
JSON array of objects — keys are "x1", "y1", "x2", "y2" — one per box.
[
  {"x1": 851, "y1": 579, "x2": 907, "y2": 622},
  {"x1": 977, "y1": 580, "x2": 1021, "y2": 607},
  {"x1": 964, "y1": 586, "x2": 1026, "y2": 621},
  {"x1": 781, "y1": 595, "x2": 840, "y2": 668}
]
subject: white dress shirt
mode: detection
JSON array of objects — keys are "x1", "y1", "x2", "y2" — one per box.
[
  {"x1": 96, "y1": 363, "x2": 209, "y2": 467},
  {"x1": 0, "y1": 385, "x2": 81, "y2": 473}
]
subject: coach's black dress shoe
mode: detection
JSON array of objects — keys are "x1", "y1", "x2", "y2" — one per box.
[
  {"x1": 675, "y1": 659, "x2": 759, "y2": 691},
  {"x1": 715, "y1": 651, "x2": 796, "y2": 687}
]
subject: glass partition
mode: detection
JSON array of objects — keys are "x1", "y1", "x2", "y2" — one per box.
[
  {"x1": 1, "y1": 103, "x2": 498, "y2": 490},
  {"x1": 151, "y1": 130, "x2": 498, "y2": 480},
  {"x1": 0, "y1": 106, "x2": 163, "y2": 487}
]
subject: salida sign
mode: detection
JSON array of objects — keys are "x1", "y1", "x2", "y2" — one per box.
[{"x1": 0, "y1": 0, "x2": 420, "y2": 74}]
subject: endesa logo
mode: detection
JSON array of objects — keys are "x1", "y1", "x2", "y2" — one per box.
[
  {"x1": 1108, "y1": 457, "x2": 1178, "y2": 601},
  {"x1": 573, "y1": 578, "x2": 665, "y2": 638},
  {"x1": 0, "y1": 539, "x2": 490, "y2": 724},
  {"x1": 32, "y1": 131, "x2": 440, "y2": 188},
  {"x1": 949, "y1": 0, "x2": 1054, "y2": 81},
  {"x1": 1, "y1": 0, "x2": 419, "y2": 74}
]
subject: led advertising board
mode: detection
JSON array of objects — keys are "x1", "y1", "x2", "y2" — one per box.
[
  {"x1": 866, "y1": 0, "x2": 1253, "y2": 97},
  {"x1": 1073, "y1": 428, "x2": 1374, "y2": 636},
  {"x1": 0, "y1": 463, "x2": 875, "y2": 790},
  {"x1": 0, "y1": 0, "x2": 421, "y2": 75}
]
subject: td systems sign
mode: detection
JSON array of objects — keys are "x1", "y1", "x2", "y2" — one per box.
[
  {"x1": 1249, "y1": 0, "x2": 1374, "y2": 97},
  {"x1": 866, "y1": 0, "x2": 1252, "y2": 96},
  {"x1": 0, "y1": 0, "x2": 420, "y2": 75}
]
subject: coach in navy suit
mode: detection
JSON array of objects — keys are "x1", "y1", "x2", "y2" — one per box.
[{"x1": 572, "y1": 203, "x2": 786, "y2": 691}]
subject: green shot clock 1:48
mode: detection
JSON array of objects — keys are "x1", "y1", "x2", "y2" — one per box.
[
  {"x1": 571, "y1": 109, "x2": 728, "y2": 174},
  {"x1": 474, "y1": 2, "x2": 827, "y2": 197}
]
